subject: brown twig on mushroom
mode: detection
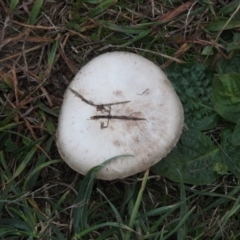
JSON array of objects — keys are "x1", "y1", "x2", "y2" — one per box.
[
  {"x1": 91, "y1": 114, "x2": 147, "y2": 128},
  {"x1": 69, "y1": 88, "x2": 130, "y2": 109}
]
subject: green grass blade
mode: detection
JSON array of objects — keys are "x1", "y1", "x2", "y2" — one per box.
[
  {"x1": 149, "y1": 203, "x2": 181, "y2": 233},
  {"x1": 73, "y1": 154, "x2": 133, "y2": 236},
  {"x1": 12, "y1": 136, "x2": 45, "y2": 155},
  {"x1": 0, "y1": 218, "x2": 32, "y2": 232},
  {"x1": 121, "y1": 29, "x2": 152, "y2": 47},
  {"x1": 97, "y1": 188, "x2": 124, "y2": 239},
  {"x1": 119, "y1": 184, "x2": 136, "y2": 217},
  {"x1": 26, "y1": 136, "x2": 54, "y2": 190},
  {"x1": 77, "y1": 222, "x2": 133, "y2": 238},
  {"x1": 137, "y1": 202, "x2": 182, "y2": 220},
  {"x1": 82, "y1": 0, "x2": 104, "y2": 3},
  {"x1": 218, "y1": 0, "x2": 240, "y2": 15},
  {"x1": 0, "y1": 123, "x2": 21, "y2": 132},
  {"x1": 9, "y1": 0, "x2": 19, "y2": 13},
  {"x1": 186, "y1": 186, "x2": 240, "y2": 220},
  {"x1": 212, "y1": 194, "x2": 240, "y2": 240},
  {"x1": 46, "y1": 38, "x2": 60, "y2": 76},
  {"x1": 7, "y1": 206, "x2": 29, "y2": 222},
  {"x1": 0, "y1": 151, "x2": 11, "y2": 176},
  {"x1": 124, "y1": 169, "x2": 149, "y2": 240},
  {"x1": 162, "y1": 207, "x2": 196, "y2": 240},
  {"x1": 100, "y1": 21, "x2": 149, "y2": 34},
  {"x1": 28, "y1": 0, "x2": 43, "y2": 25},
  {"x1": 23, "y1": 160, "x2": 61, "y2": 191},
  {"x1": 21, "y1": 200, "x2": 38, "y2": 233},
  {"x1": 50, "y1": 191, "x2": 70, "y2": 218},
  {"x1": 88, "y1": 0, "x2": 117, "y2": 18},
  {"x1": 94, "y1": 228, "x2": 122, "y2": 240},
  {"x1": 177, "y1": 169, "x2": 187, "y2": 240},
  {"x1": 36, "y1": 102, "x2": 59, "y2": 117},
  {"x1": 8, "y1": 146, "x2": 39, "y2": 183},
  {"x1": 0, "y1": 153, "x2": 14, "y2": 213},
  {"x1": 205, "y1": 20, "x2": 240, "y2": 32},
  {"x1": 97, "y1": 188, "x2": 123, "y2": 223},
  {"x1": 45, "y1": 118, "x2": 56, "y2": 135},
  {"x1": 47, "y1": 222, "x2": 66, "y2": 240}
]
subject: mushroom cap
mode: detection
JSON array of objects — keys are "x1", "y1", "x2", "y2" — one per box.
[{"x1": 56, "y1": 51, "x2": 184, "y2": 180}]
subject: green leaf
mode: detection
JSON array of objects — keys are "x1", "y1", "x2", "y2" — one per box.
[
  {"x1": 212, "y1": 73, "x2": 240, "y2": 123},
  {"x1": 201, "y1": 45, "x2": 214, "y2": 55},
  {"x1": 151, "y1": 130, "x2": 221, "y2": 185},
  {"x1": 220, "y1": 127, "x2": 240, "y2": 179},
  {"x1": 232, "y1": 118, "x2": 240, "y2": 145},
  {"x1": 226, "y1": 33, "x2": 240, "y2": 52},
  {"x1": 215, "y1": 51, "x2": 240, "y2": 74},
  {"x1": 205, "y1": 20, "x2": 240, "y2": 32},
  {"x1": 165, "y1": 63, "x2": 219, "y2": 130},
  {"x1": 28, "y1": 0, "x2": 43, "y2": 25}
]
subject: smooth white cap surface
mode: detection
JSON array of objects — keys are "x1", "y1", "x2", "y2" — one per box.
[{"x1": 57, "y1": 52, "x2": 184, "y2": 180}]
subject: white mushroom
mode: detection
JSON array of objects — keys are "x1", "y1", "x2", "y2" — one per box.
[{"x1": 56, "y1": 51, "x2": 184, "y2": 180}]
